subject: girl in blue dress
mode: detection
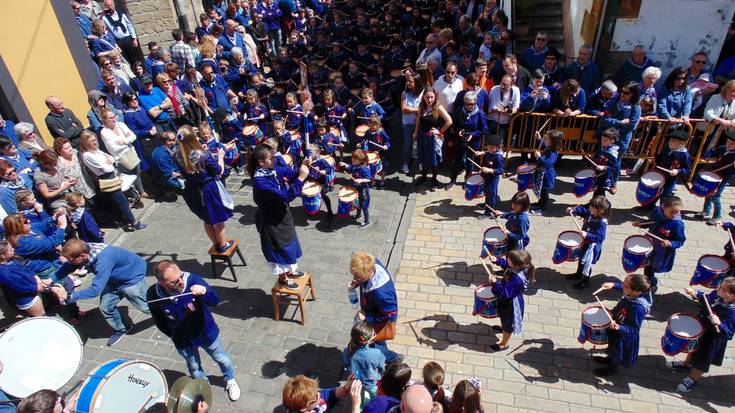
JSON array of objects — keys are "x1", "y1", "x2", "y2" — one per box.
[
  {"x1": 174, "y1": 125, "x2": 234, "y2": 254},
  {"x1": 566, "y1": 195, "x2": 611, "y2": 289},
  {"x1": 498, "y1": 191, "x2": 530, "y2": 251},
  {"x1": 531, "y1": 129, "x2": 561, "y2": 213},
  {"x1": 248, "y1": 144, "x2": 310, "y2": 290},
  {"x1": 487, "y1": 249, "x2": 535, "y2": 352},
  {"x1": 339, "y1": 149, "x2": 373, "y2": 228}
]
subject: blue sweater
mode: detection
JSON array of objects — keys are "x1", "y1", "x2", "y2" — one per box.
[
  {"x1": 564, "y1": 61, "x2": 600, "y2": 95},
  {"x1": 519, "y1": 86, "x2": 551, "y2": 113},
  {"x1": 147, "y1": 272, "x2": 220, "y2": 348},
  {"x1": 501, "y1": 211, "x2": 530, "y2": 247},
  {"x1": 68, "y1": 245, "x2": 147, "y2": 301},
  {"x1": 342, "y1": 344, "x2": 385, "y2": 392},
  {"x1": 0, "y1": 260, "x2": 39, "y2": 307},
  {"x1": 123, "y1": 108, "x2": 155, "y2": 138},
  {"x1": 14, "y1": 228, "x2": 65, "y2": 275},
  {"x1": 535, "y1": 148, "x2": 558, "y2": 189},
  {"x1": 358, "y1": 260, "x2": 397, "y2": 324},
  {"x1": 151, "y1": 145, "x2": 179, "y2": 180},
  {"x1": 657, "y1": 87, "x2": 693, "y2": 119},
  {"x1": 452, "y1": 108, "x2": 488, "y2": 150}
]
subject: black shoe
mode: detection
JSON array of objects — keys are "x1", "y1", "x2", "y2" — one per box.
[
  {"x1": 573, "y1": 279, "x2": 590, "y2": 289},
  {"x1": 278, "y1": 278, "x2": 299, "y2": 290},
  {"x1": 489, "y1": 343, "x2": 509, "y2": 352},
  {"x1": 593, "y1": 356, "x2": 611, "y2": 365},
  {"x1": 414, "y1": 176, "x2": 427, "y2": 186},
  {"x1": 491, "y1": 325, "x2": 503, "y2": 333},
  {"x1": 593, "y1": 365, "x2": 617, "y2": 376},
  {"x1": 354, "y1": 211, "x2": 362, "y2": 220},
  {"x1": 565, "y1": 272, "x2": 582, "y2": 280}
]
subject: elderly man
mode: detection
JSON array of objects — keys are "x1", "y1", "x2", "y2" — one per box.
[
  {"x1": 564, "y1": 45, "x2": 600, "y2": 96},
  {"x1": 396, "y1": 385, "x2": 433, "y2": 413},
  {"x1": 519, "y1": 31, "x2": 549, "y2": 71},
  {"x1": 137, "y1": 75, "x2": 176, "y2": 133},
  {"x1": 219, "y1": 19, "x2": 247, "y2": 61},
  {"x1": 433, "y1": 61, "x2": 464, "y2": 113},
  {"x1": 225, "y1": 47, "x2": 258, "y2": 93},
  {"x1": 615, "y1": 45, "x2": 654, "y2": 86},
  {"x1": 44, "y1": 97, "x2": 85, "y2": 146},
  {"x1": 100, "y1": 0, "x2": 142, "y2": 64},
  {"x1": 416, "y1": 34, "x2": 442, "y2": 67},
  {"x1": 147, "y1": 260, "x2": 240, "y2": 401},
  {"x1": 348, "y1": 252, "x2": 401, "y2": 363},
  {"x1": 51, "y1": 240, "x2": 150, "y2": 347}
]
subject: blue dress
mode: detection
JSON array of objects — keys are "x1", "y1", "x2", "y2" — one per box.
[
  {"x1": 176, "y1": 151, "x2": 233, "y2": 225},
  {"x1": 491, "y1": 259, "x2": 528, "y2": 335},
  {"x1": 501, "y1": 211, "x2": 529, "y2": 250},
  {"x1": 647, "y1": 207, "x2": 686, "y2": 273},
  {"x1": 690, "y1": 290, "x2": 735, "y2": 372},
  {"x1": 608, "y1": 292, "x2": 650, "y2": 368},
  {"x1": 252, "y1": 166, "x2": 303, "y2": 265}
]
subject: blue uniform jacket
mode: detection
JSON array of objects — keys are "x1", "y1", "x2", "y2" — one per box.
[
  {"x1": 347, "y1": 164, "x2": 372, "y2": 189},
  {"x1": 75, "y1": 209, "x2": 104, "y2": 243},
  {"x1": 655, "y1": 146, "x2": 691, "y2": 188},
  {"x1": 152, "y1": 145, "x2": 179, "y2": 180},
  {"x1": 0, "y1": 260, "x2": 38, "y2": 307},
  {"x1": 572, "y1": 205, "x2": 607, "y2": 264},
  {"x1": 360, "y1": 129, "x2": 391, "y2": 152},
  {"x1": 698, "y1": 290, "x2": 735, "y2": 340},
  {"x1": 315, "y1": 133, "x2": 340, "y2": 155},
  {"x1": 647, "y1": 207, "x2": 686, "y2": 273},
  {"x1": 601, "y1": 97, "x2": 641, "y2": 146},
  {"x1": 535, "y1": 147, "x2": 558, "y2": 189},
  {"x1": 501, "y1": 211, "x2": 530, "y2": 247},
  {"x1": 307, "y1": 156, "x2": 335, "y2": 187},
  {"x1": 353, "y1": 102, "x2": 385, "y2": 125},
  {"x1": 217, "y1": 32, "x2": 245, "y2": 60},
  {"x1": 200, "y1": 75, "x2": 232, "y2": 112},
  {"x1": 593, "y1": 144, "x2": 620, "y2": 186},
  {"x1": 358, "y1": 259, "x2": 398, "y2": 324},
  {"x1": 452, "y1": 108, "x2": 488, "y2": 150},
  {"x1": 147, "y1": 272, "x2": 220, "y2": 348},
  {"x1": 480, "y1": 150, "x2": 504, "y2": 181},
  {"x1": 609, "y1": 292, "x2": 649, "y2": 367},
  {"x1": 22, "y1": 209, "x2": 56, "y2": 236},
  {"x1": 285, "y1": 104, "x2": 304, "y2": 131}
]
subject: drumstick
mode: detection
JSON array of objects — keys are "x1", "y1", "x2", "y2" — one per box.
[
  {"x1": 478, "y1": 253, "x2": 495, "y2": 281},
  {"x1": 535, "y1": 118, "x2": 551, "y2": 149},
  {"x1": 728, "y1": 229, "x2": 735, "y2": 253},
  {"x1": 639, "y1": 228, "x2": 666, "y2": 243},
  {"x1": 494, "y1": 216, "x2": 508, "y2": 234},
  {"x1": 137, "y1": 392, "x2": 159, "y2": 413},
  {"x1": 656, "y1": 165, "x2": 673, "y2": 174},
  {"x1": 569, "y1": 211, "x2": 582, "y2": 231},
  {"x1": 287, "y1": 109, "x2": 305, "y2": 115},
  {"x1": 594, "y1": 295, "x2": 615, "y2": 324},
  {"x1": 469, "y1": 159, "x2": 483, "y2": 170},
  {"x1": 146, "y1": 292, "x2": 194, "y2": 304},
  {"x1": 584, "y1": 156, "x2": 599, "y2": 168},
  {"x1": 368, "y1": 140, "x2": 385, "y2": 149},
  {"x1": 713, "y1": 163, "x2": 734, "y2": 173},
  {"x1": 702, "y1": 294, "x2": 721, "y2": 333},
  {"x1": 485, "y1": 204, "x2": 501, "y2": 216},
  {"x1": 592, "y1": 286, "x2": 606, "y2": 296},
  {"x1": 328, "y1": 115, "x2": 343, "y2": 118},
  {"x1": 356, "y1": 116, "x2": 372, "y2": 120}
]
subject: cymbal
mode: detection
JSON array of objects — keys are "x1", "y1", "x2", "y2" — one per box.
[
  {"x1": 167, "y1": 376, "x2": 192, "y2": 412},
  {"x1": 176, "y1": 379, "x2": 212, "y2": 413}
]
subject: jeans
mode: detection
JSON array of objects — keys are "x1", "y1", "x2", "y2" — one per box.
[
  {"x1": 401, "y1": 124, "x2": 415, "y2": 166},
  {"x1": 105, "y1": 189, "x2": 136, "y2": 225},
  {"x1": 164, "y1": 176, "x2": 184, "y2": 190},
  {"x1": 356, "y1": 186, "x2": 370, "y2": 223},
  {"x1": 703, "y1": 178, "x2": 729, "y2": 219},
  {"x1": 267, "y1": 29, "x2": 282, "y2": 56},
  {"x1": 99, "y1": 279, "x2": 150, "y2": 332},
  {"x1": 177, "y1": 338, "x2": 235, "y2": 381}
]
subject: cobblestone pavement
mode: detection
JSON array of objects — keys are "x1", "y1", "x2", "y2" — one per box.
[{"x1": 394, "y1": 157, "x2": 735, "y2": 413}]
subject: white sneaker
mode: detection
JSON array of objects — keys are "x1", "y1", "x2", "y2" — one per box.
[
  {"x1": 69, "y1": 275, "x2": 82, "y2": 287},
  {"x1": 226, "y1": 379, "x2": 241, "y2": 401},
  {"x1": 676, "y1": 377, "x2": 696, "y2": 393}
]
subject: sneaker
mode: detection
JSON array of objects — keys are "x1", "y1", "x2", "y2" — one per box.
[
  {"x1": 676, "y1": 377, "x2": 696, "y2": 393},
  {"x1": 359, "y1": 221, "x2": 371, "y2": 228},
  {"x1": 236, "y1": 167, "x2": 244, "y2": 176},
  {"x1": 489, "y1": 343, "x2": 509, "y2": 352},
  {"x1": 73, "y1": 268, "x2": 88, "y2": 277},
  {"x1": 573, "y1": 279, "x2": 590, "y2": 289},
  {"x1": 107, "y1": 327, "x2": 130, "y2": 346},
  {"x1": 278, "y1": 278, "x2": 299, "y2": 290},
  {"x1": 289, "y1": 271, "x2": 306, "y2": 278},
  {"x1": 216, "y1": 240, "x2": 235, "y2": 253},
  {"x1": 445, "y1": 181, "x2": 455, "y2": 191},
  {"x1": 226, "y1": 379, "x2": 241, "y2": 401},
  {"x1": 706, "y1": 218, "x2": 721, "y2": 226},
  {"x1": 666, "y1": 360, "x2": 691, "y2": 370},
  {"x1": 402, "y1": 164, "x2": 409, "y2": 174},
  {"x1": 127, "y1": 222, "x2": 149, "y2": 231},
  {"x1": 477, "y1": 214, "x2": 490, "y2": 221},
  {"x1": 69, "y1": 275, "x2": 82, "y2": 288}
]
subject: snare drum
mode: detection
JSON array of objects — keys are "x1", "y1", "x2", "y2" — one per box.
[
  {"x1": 337, "y1": 186, "x2": 359, "y2": 217},
  {"x1": 690, "y1": 170, "x2": 722, "y2": 198},
  {"x1": 464, "y1": 173, "x2": 485, "y2": 201},
  {"x1": 636, "y1": 171, "x2": 665, "y2": 206},
  {"x1": 481, "y1": 227, "x2": 508, "y2": 258},
  {"x1": 77, "y1": 359, "x2": 168, "y2": 413},
  {"x1": 577, "y1": 306, "x2": 611, "y2": 345},
  {"x1": 472, "y1": 285, "x2": 498, "y2": 318},
  {"x1": 355, "y1": 125, "x2": 369, "y2": 137},
  {"x1": 367, "y1": 151, "x2": 383, "y2": 176},
  {"x1": 243, "y1": 124, "x2": 265, "y2": 146},
  {"x1": 690, "y1": 254, "x2": 730, "y2": 288},
  {"x1": 0, "y1": 317, "x2": 83, "y2": 397},
  {"x1": 282, "y1": 153, "x2": 294, "y2": 167},
  {"x1": 322, "y1": 155, "x2": 336, "y2": 185},
  {"x1": 329, "y1": 126, "x2": 342, "y2": 140},
  {"x1": 517, "y1": 164, "x2": 537, "y2": 192},
  {"x1": 661, "y1": 313, "x2": 704, "y2": 356},
  {"x1": 552, "y1": 231, "x2": 584, "y2": 264},
  {"x1": 622, "y1": 235, "x2": 653, "y2": 273},
  {"x1": 288, "y1": 129, "x2": 301, "y2": 140},
  {"x1": 573, "y1": 169, "x2": 596, "y2": 198},
  {"x1": 301, "y1": 181, "x2": 323, "y2": 216}
]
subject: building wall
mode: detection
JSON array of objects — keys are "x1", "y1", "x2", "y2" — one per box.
[
  {"x1": 610, "y1": 0, "x2": 733, "y2": 76},
  {"x1": 0, "y1": 0, "x2": 92, "y2": 143},
  {"x1": 125, "y1": 0, "x2": 205, "y2": 54}
]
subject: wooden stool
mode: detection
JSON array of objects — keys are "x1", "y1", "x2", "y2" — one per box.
[
  {"x1": 208, "y1": 240, "x2": 246, "y2": 282},
  {"x1": 271, "y1": 273, "x2": 317, "y2": 325}
]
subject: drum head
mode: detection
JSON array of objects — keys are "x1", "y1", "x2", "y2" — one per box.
[
  {"x1": 243, "y1": 125, "x2": 259, "y2": 135},
  {"x1": 484, "y1": 227, "x2": 507, "y2": 243},
  {"x1": 701, "y1": 255, "x2": 729, "y2": 272},
  {"x1": 302, "y1": 181, "x2": 322, "y2": 195},
  {"x1": 575, "y1": 169, "x2": 595, "y2": 179},
  {"x1": 517, "y1": 164, "x2": 536, "y2": 174},
  {"x1": 700, "y1": 170, "x2": 722, "y2": 183},
  {"x1": 367, "y1": 152, "x2": 379, "y2": 162},
  {"x1": 559, "y1": 231, "x2": 583, "y2": 247},
  {"x1": 0, "y1": 317, "x2": 83, "y2": 397},
  {"x1": 474, "y1": 286, "x2": 495, "y2": 299},
  {"x1": 356, "y1": 125, "x2": 369, "y2": 136},
  {"x1": 582, "y1": 306, "x2": 610, "y2": 327},
  {"x1": 668, "y1": 314, "x2": 703, "y2": 338},
  {"x1": 466, "y1": 174, "x2": 484, "y2": 185},
  {"x1": 87, "y1": 360, "x2": 167, "y2": 413},
  {"x1": 338, "y1": 186, "x2": 358, "y2": 201},
  {"x1": 641, "y1": 171, "x2": 664, "y2": 186},
  {"x1": 329, "y1": 126, "x2": 341, "y2": 137},
  {"x1": 624, "y1": 235, "x2": 652, "y2": 253}
]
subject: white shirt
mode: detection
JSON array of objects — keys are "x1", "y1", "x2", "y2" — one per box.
[
  {"x1": 433, "y1": 75, "x2": 465, "y2": 113},
  {"x1": 82, "y1": 150, "x2": 116, "y2": 176},
  {"x1": 488, "y1": 85, "x2": 521, "y2": 124},
  {"x1": 416, "y1": 48, "x2": 442, "y2": 67},
  {"x1": 100, "y1": 122, "x2": 136, "y2": 158}
]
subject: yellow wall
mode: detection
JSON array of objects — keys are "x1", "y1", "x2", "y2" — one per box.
[{"x1": 0, "y1": 0, "x2": 90, "y2": 144}]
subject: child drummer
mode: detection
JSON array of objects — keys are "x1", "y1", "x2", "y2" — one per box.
[
  {"x1": 477, "y1": 134, "x2": 505, "y2": 220},
  {"x1": 307, "y1": 143, "x2": 336, "y2": 225},
  {"x1": 643, "y1": 130, "x2": 691, "y2": 209},
  {"x1": 696, "y1": 134, "x2": 735, "y2": 226},
  {"x1": 589, "y1": 128, "x2": 620, "y2": 198},
  {"x1": 566, "y1": 195, "x2": 611, "y2": 289},
  {"x1": 358, "y1": 115, "x2": 391, "y2": 188}
]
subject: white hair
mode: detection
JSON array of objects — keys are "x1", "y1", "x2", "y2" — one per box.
[
  {"x1": 463, "y1": 91, "x2": 477, "y2": 102},
  {"x1": 230, "y1": 47, "x2": 244, "y2": 58},
  {"x1": 600, "y1": 80, "x2": 617, "y2": 93},
  {"x1": 13, "y1": 122, "x2": 34, "y2": 136},
  {"x1": 426, "y1": 55, "x2": 441, "y2": 68},
  {"x1": 641, "y1": 66, "x2": 661, "y2": 80}
]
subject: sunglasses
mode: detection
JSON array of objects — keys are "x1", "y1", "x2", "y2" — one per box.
[
  {"x1": 545, "y1": 56, "x2": 556, "y2": 60},
  {"x1": 694, "y1": 60, "x2": 706, "y2": 64},
  {"x1": 536, "y1": 38, "x2": 547, "y2": 41}
]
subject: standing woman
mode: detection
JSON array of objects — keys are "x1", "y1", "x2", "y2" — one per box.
[
  {"x1": 54, "y1": 137, "x2": 96, "y2": 203},
  {"x1": 247, "y1": 144, "x2": 310, "y2": 290},
  {"x1": 174, "y1": 125, "x2": 234, "y2": 253},
  {"x1": 400, "y1": 73, "x2": 424, "y2": 174},
  {"x1": 99, "y1": 108, "x2": 148, "y2": 198},
  {"x1": 413, "y1": 87, "x2": 452, "y2": 190}
]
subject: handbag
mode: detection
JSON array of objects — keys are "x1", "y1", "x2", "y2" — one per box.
[
  {"x1": 118, "y1": 147, "x2": 141, "y2": 170},
  {"x1": 370, "y1": 321, "x2": 396, "y2": 342},
  {"x1": 98, "y1": 176, "x2": 122, "y2": 192}
]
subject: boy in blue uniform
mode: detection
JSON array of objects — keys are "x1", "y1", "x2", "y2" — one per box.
[
  {"x1": 633, "y1": 196, "x2": 686, "y2": 302},
  {"x1": 476, "y1": 134, "x2": 504, "y2": 219},
  {"x1": 590, "y1": 128, "x2": 620, "y2": 197},
  {"x1": 340, "y1": 149, "x2": 373, "y2": 228},
  {"x1": 696, "y1": 134, "x2": 735, "y2": 226},
  {"x1": 497, "y1": 191, "x2": 530, "y2": 250},
  {"x1": 593, "y1": 273, "x2": 652, "y2": 376},
  {"x1": 358, "y1": 116, "x2": 391, "y2": 188},
  {"x1": 214, "y1": 109, "x2": 245, "y2": 174},
  {"x1": 648, "y1": 130, "x2": 691, "y2": 207},
  {"x1": 352, "y1": 88, "x2": 385, "y2": 127},
  {"x1": 66, "y1": 192, "x2": 104, "y2": 243},
  {"x1": 566, "y1": 196, "x2": 611, "y2": 289},
  {"x1": 530, "y1": 129, "x2": 560, "y2": 213},
  {"x1": 314, "y1": 120, "x2": 342, "y2": 156},
  {"x1": 670, "y1": 278, "x2": 735, "y2": 392},
  {"x1": 306, "y1": 144, "x2": 336, "y2": 225}
]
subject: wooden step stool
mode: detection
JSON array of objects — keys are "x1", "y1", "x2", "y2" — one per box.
[
  {"x1": 271, "y1": 273, "x2": 317, "y2": 325},
  {"x1": 208, "y1": 240, "x2": 246, "y2": 282}
]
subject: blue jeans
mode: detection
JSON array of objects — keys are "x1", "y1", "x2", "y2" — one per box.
[
  {"x1": 99, "y1": 279, "x2": 150, "y2": 332},
  {"x1": 105, "y1": 189, "x2": 136, "y2": 225},
  {"x1": 703, "y1": 178, "x2": 729, "y2": 219},
  {"x1": 402, "y1": 124, "x2": 415, "y2": 166},
  {"x1": 164, "y1": 176, "x2": 184, "y2": 189},
  {"x1": 177, "y1": 338, "x2": 235, "y2": 381}
]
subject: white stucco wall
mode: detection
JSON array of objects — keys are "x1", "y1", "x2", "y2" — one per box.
[
  {"x1": 610, "y1": 0, "x2": 733, "y2": 75},
  {"x1": 569, "y1": 0, "x2": 595, "y2": 55}
]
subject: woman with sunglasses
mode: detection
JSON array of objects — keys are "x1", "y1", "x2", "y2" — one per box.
[
  {"x1": 657, "y1": 66, "x2": 693, "y2": 125},
  {"x1": 598, "y1": 81, "x2": 641, "y2": 176}
]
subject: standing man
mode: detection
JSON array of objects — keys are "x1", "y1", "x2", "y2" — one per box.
[
  {"x1": 169, "y1": 29, "x2": 196, "y2": 72},
  {"x1": 219, "y1": 20, "x2": 247, "y2": 61},
  {"x1": 496, "y1": 54, "x2": 531, "y2": 90},
  {"x1": 416, "y1": 34, "x2": 442, "y2": 68},
  {"x1": 433, "y1": 61, "x2": 464, "y2": 113},
  {"x1": 564, "y1": 45, "x2": 600, "y2": 96},
  {"x1": 51, "y1": 240, "x2": 151, "y2": 347},
  {"x1": 519, "y1": 31, "x2": 549, "y2": 72},
  {"x1": 147, "y1": 260, "x2": 240, "y2": 401},
  {"x1": 44, "y1": 96, "x2": 85, "y2": 147},
  {"x1": 100, "y1": 0, "x2": 143, "y2": 64}
]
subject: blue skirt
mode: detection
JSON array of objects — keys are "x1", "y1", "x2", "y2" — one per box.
[
  {"x1": 182, "y1": 180, "x2": 233, "y2": 225},
  {"x1": 261, "y1": 233, "x2": 302, "y2": 265}
]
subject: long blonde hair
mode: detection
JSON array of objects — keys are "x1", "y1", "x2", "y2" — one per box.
[{"x1": 174, "y1": 125, "x2": 205, "y2": 174}]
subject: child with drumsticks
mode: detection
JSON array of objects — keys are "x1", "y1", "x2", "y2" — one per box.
[
  {"x1": 314, "y1": 119, "x2": 342, "y2": 157},
  {"x1": 668, "y1": 278, "x2": 735, "y2": 392},
  {"x1": 589, "y1": 128, "x2": 620, "y2": 197},
  {"x1": 274, "y1": 118, "x2": 302, "y2": 163},
  {"x1": 632, "y1": 196, "x2": 686, "y2": 302},
  {"x1": 339, "y1": 149, "x2": 373, "y2": 228},
  {"x1": 352, "y1": 88, "x2": 385, "y2": 127},
  {"x1": 592, "y1": 273, "x2": 651, "y2": 376},
  {"x1": 489, "y1": 191, "x2": 530, "y2": 250},
  {"x1": 475, "y1": 134, "x2": 505, "y2": 220},
  {"x1": 565, "y1": 195, "x2": 611, "y2": 289},
  {"x1": 359, "y1": 115, "x2": 391, "y2": 188},
  {"x1": 639, "y1": 130, "x2": 691, "y2": 210},
  {"x1": 530, "y1": 129, "x2": 561, "y2": 213},
  {"x1": 307, "y1": 143, "x2": 336, "y2": 225},
  {"x1": 695, "y1": 134, "x2": 735, "y2": 226},
  {"x1": 485, "y1": 249, "x2": 535, "y2": 352}
]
